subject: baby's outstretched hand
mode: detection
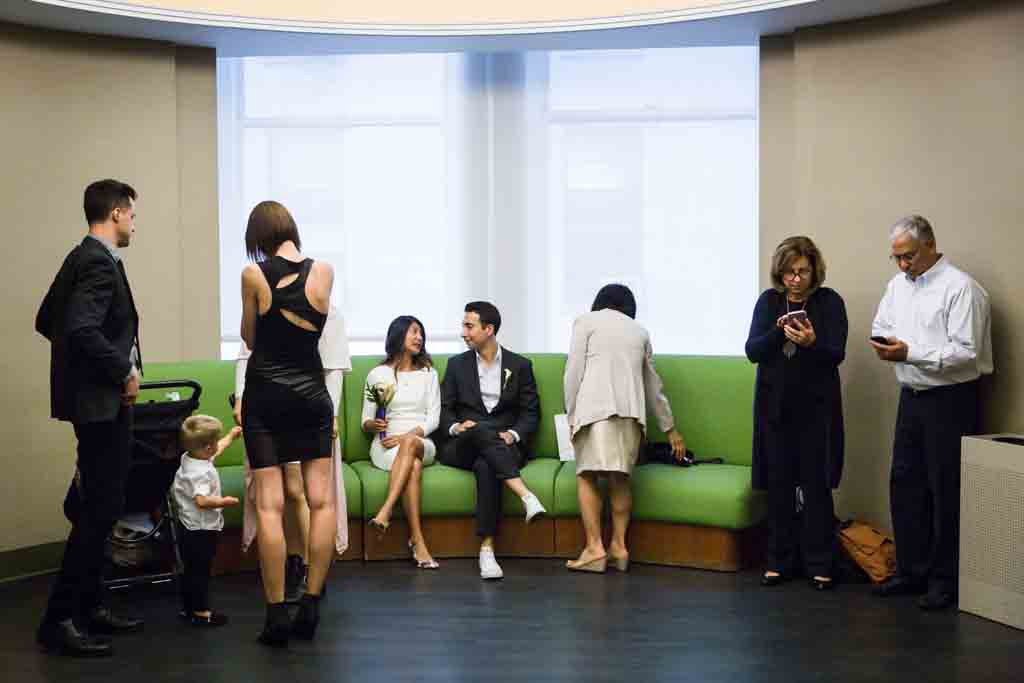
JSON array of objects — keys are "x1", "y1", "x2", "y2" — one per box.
[{"x1": 222, "y1": 496, "x2": 240, "y2": 507}]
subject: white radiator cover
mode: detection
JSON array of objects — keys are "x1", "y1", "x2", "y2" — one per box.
[{"x1": 959, "y1": 434, "x2": 1024, "y2": 630}]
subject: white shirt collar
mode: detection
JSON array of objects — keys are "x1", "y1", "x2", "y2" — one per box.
[
  {"x1": 475, "y1": 344, "x2": 502, "y2": 368},
  {"x1": 906, "y1": 254, "x2": 947, "y2": 284}
]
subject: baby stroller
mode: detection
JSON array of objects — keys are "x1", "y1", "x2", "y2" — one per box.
[{"x1": 99, "y1": 380, "x2": 203, "y2": 590}]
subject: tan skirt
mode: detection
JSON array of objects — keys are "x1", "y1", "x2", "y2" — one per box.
[{"x1": 573, "y1": 416, "x2": 643, "y2": 476}]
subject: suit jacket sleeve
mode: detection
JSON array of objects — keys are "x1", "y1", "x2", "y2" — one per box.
[
  {"x1": 66, "y1": 251, "x2": 132, "y2": 385},
  {"x1": 439, "y1": 356, "x2": 460, "y2": 438},
  {"x1": 511, "y1": 357, "x2": 540, "y2": 443}
]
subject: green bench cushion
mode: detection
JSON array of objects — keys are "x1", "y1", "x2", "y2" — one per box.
[
  {"x1": 631, "y1": 464, "x2": 766, "y2": 529},
  {"x1": 553, "y1": 461, "x2": 766, "y2": 530},
  {"x1": 218, "y1": 465, "x2": 245, "y2": 529}
]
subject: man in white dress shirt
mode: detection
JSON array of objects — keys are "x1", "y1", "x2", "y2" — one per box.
[
  {"x1": 439, "y1": 301, "x2": 546, "y2": 580},
  {"x1": 870, "y1": 215, "x2": 992, "y2": 610}
]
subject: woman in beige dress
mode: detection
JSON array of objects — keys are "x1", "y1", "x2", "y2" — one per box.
[{"x1": 563, "y1": 284, "x2": 686, "y2": 573}]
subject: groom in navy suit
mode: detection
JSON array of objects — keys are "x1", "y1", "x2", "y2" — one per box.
[{"x1": 438, "y1": 301, "x2": 545, "y2": 579}]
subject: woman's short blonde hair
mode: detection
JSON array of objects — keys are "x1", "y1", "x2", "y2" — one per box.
[
  {"x1": 769, "y1": 236, "x2": 827, "y2": 294},
  {"x1": 181, "y1": 415, "x2": 223, "y2": 453}
]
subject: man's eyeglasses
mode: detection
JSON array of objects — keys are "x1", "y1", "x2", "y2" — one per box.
[{"x1": 890, "y1": 249, "x2": 918, "y2": 264}]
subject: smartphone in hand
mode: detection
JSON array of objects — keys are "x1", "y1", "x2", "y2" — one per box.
[
  {"x1": 869, "y1": 336, "x2": 889, "y2": 344},
  {"x1": 779, "y1": 310, "x2": 809, "y2": 328}
]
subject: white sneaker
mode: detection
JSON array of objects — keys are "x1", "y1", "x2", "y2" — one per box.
[
  {"x1": 522, "y1": 492, "x2": 547, "y2": 523},
  {"x1": 479, "y1": 547, "x2": 504, "y2": 580}
]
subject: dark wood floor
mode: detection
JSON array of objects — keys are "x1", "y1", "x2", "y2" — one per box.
[{"x1": 3, "y1": 559, "x2": 1022, "y2": 683}]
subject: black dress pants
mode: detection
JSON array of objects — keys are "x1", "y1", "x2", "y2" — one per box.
[
  {"x1": 439, "y1": 427, "x2": 524, "y2": 538},
  {"x1": 44, "y1": 405, "x2": 133, "y2": 626},
  {"x1": 763, "y1": 406, "x2": 836, "y2": 578},
  {"x1": 179, "y1": 526, "x2": 219, "y2": 614},
  {"x1": 891, "y1": 381, "x2": 978, "y2": 593}
]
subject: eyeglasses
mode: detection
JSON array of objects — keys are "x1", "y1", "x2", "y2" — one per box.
[
  {"x1": 890, "y1": 249, "x2": 918, "y2": 264},
  {"x1": 783, "y1": 268, "x2": 812, "y2": 281}
]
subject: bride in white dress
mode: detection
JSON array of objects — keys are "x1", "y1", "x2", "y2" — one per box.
[{"x1": 361, "y1": 315, "x2": 440, "y2": 569}]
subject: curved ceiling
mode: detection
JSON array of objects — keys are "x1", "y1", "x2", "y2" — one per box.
[
  {"x1": 2, "y1": 0, "x2": 948, "y2": 54},
  {"x1": 36, "y1": 0, "x2": 817, "y2": 33}
]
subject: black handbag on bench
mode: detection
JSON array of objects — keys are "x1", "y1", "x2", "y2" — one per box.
[{"x1": 643, "y1": 442, "x2": 724, "y2": 467}]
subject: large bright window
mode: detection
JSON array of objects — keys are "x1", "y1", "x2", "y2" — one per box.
[{"x1": 217, "y1": 47, "x2": 758, "y2": 358}]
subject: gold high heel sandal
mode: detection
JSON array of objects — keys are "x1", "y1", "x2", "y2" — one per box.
[{"x1": 566, "y1": 555, "x2": 608, "y2": 573}]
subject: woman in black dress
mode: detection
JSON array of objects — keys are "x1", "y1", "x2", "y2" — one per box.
[
  {"x1": 241, "y1": 201, "x2": 336, "y2": 646},
  {"x1": 745, "y1": 236, "x2": 847, "y2": 591}
]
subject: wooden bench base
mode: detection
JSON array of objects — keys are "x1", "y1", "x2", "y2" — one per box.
[
  {"x1": 554, "y1": 518, "x2": 763, "y2": 572},
  {"x1": 209, "y1": 517, "x2": 760, "y2": 573}
]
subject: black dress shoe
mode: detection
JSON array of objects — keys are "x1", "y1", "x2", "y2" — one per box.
[
  {"x1": 872, "y1": 576, "x2": 927, "y2": 597},
  {"x1": 918, "y1": 590, "x2": 956, "y2": 610},
  {"x1": 88, "y1": 606, "x2": 144, "y2": 634},
  {"x1": 760, "y1": 571, "x2": 789, "y2": 587},
  {"x1": 37, "y1": 619, "x2": 113, "y2": 657},
  {"x1": 811, "y1": 576, "x2": 835, "y2": 591}
]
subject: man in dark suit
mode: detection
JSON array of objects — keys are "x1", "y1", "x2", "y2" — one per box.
[
  {"x1": 438, "y1": 301, "x2": 545, "y2": 580},
  {"x1": 35, "y1": 179, "x2": 145, "y2": 657}
]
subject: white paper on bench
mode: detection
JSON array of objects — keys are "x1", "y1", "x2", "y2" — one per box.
[{"x1": 554, "y1": 414, "x2": 575, "y2": 461}]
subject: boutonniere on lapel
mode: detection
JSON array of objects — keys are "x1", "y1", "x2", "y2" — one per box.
[{"x1": 503, "y1": 368, "x2": 512, "y2": 391}]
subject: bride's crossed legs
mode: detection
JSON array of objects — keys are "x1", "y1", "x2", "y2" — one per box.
[{"x1": 370, "y1": 432, "x2": 436, "y2": 567}]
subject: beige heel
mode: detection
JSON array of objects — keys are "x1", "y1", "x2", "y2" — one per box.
[
  {"x1": 566, "y1": 555, "x2": 608, "y2": 573},
  {"x1": 610, "y1": 555, "x2": 630, "y2": 572}
]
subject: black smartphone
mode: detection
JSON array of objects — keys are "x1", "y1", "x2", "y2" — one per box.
[
  {"x1": 228, "y1": 393, "x2": 237, "y2": 408},
  {"x1": 869, "y1": 336, "x2": 888, "y2": 344}
]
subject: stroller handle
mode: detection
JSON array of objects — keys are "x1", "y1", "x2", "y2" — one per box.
[{"x1": 139, "y1": 379, "x2": 202, "y2": 404}]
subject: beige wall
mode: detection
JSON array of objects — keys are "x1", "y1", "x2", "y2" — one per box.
[
  {"x1": 760, "y1": 0, "x2": 1024, "y2": 529},
  {"x1": 0, "y1": 23, "x2": 218, "y2": 552}
]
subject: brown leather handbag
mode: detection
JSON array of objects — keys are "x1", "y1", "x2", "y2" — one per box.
[{"x1": 838, "y1": 521, "x2": 897, "y2": 583}]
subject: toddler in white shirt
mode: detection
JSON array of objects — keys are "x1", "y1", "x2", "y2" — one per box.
[{"x1": 171, "y1": 415, "x2": 241, "y2": 626}]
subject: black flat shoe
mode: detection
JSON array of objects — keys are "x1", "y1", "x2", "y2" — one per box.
[
  {"x1": 37, "y1": 619, "x2": 113, "y2": 657},
  {"x1": 811, "y1": 576, "x2": 835, "y2": 591},
  {"x1": 760, "y1": 571, "x2": 789, "y2": 587},
  {"x1": 87, "y1": 606, "x2": 144, "y2": 634}
]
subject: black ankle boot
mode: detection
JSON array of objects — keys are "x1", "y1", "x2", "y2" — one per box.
[
  {"x1": 291, "y1": 593, "x2": 321, "y2": 640},
  {"x1": 257, "y1": 602, "x2": 290, "y2": 648}
]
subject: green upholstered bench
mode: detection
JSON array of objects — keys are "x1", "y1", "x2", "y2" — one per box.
[{"x1": 144, "y1": 354, "x2": 765, "y2": 571}]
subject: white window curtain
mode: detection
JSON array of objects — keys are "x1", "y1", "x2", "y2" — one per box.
[{"x1": 217, "y1": 47, "x2": 758, "y2": 359}]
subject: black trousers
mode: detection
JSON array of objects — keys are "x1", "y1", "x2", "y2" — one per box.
[
  {"x1": 891, "y1": 381, "x2": 978, "y2": 593},
  {"x1": 178, "y1": 526, "x2": 219, "y2": 614},
  {"x1": 43, "y1": 405, "x2": 133, "y2": 626},
  {"x1": 763, "y1": 406, "x2": 836, "y2": 578},
  {"x1": 439, "y1": 427, "x2": 524, "y2": 538}
]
